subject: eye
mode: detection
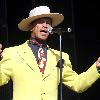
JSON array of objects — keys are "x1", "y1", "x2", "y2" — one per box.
[{"x1": 46, "y1": 22, "x2": 51, "y2": 25}]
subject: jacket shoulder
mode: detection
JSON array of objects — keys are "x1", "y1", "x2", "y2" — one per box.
[
  {"x1": 49, "y1": 47, "x2": 69, "y2": 57},
  {"x1": 2, "y1": 42, "x2": 27, "y2": 58}
]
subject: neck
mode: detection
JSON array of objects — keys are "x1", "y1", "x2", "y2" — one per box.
[{"x1": 30, "y1": 36, "x2": 46, "y2": 44}]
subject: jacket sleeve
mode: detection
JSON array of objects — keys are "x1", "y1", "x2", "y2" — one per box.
[
  {"x1": 62, "y1": 53, "x2": 100, "y2": 93},
  {"x1": 0, "y1": 48, "x2": 13, "y2": 86}
]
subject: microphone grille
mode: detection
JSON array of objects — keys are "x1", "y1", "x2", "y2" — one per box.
[{"x1": 48, "y1": 26, "x2": 53, "y2": 34}]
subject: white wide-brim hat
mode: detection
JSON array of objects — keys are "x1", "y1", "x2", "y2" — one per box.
[{"x1": 18, "y1": 6, "x2": 64, "y2": 31}]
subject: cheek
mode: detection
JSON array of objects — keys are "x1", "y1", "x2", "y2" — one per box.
[{"x1": 31, "y1": 27, "x2": 39, "y2": 36}]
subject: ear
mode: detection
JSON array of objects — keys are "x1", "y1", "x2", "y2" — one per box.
[{"x1": 29, "y1": 25, "x2": 33, "y2": 32}]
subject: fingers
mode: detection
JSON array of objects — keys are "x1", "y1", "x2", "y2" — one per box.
[
  {"x1": 0, "y1": 43, "x2": 2, "y2": 53},
  {"x1": 96, "y1": 57, "x2": 100, "y2": 68},
  {"x1": 0, "y1": 44, "x2": 3, "y2": 60},
  {"x1": 0, "y1": 43, "x2": 2, "y2": 48},
  {"x1": 0, "y1": 44, "x2": 2, "y2": 48}
]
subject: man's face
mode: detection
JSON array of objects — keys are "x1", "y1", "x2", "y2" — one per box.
[{"x1": 30, "y1": 17, "x2": 52, "y2": 41}]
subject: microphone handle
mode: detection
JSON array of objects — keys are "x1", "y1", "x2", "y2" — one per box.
[{"x1": 49, "y1": 28, "x2": 72, "y2": 34}]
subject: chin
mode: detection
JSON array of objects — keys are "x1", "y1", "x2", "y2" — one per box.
[
  {"x1": 41, "y1": 36, "x2": 48, "y2": 40},
  {"x1": 36, "y1": 37, "x2": 47, "y2": 41},
  {"x1": 41, "y1": 38, "x2": 47, "y2": 41}
]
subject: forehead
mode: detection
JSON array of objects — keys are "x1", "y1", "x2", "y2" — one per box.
[
  {"x1": 38, "y1": 17, "x2": 51, "y2": 21},
  {"x1": 31, "y1": 17, "x2": 52, "y2": 24}
]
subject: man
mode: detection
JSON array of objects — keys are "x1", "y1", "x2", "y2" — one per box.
[{"x1": 0, "y1": 6, "x2": 100, "y2": 100}]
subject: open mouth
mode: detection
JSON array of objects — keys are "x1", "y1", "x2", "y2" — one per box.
[{"x1": 40, "y1": 30, "x2": 48, "y2": 34}]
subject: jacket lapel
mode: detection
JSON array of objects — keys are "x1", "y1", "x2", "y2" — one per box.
[
  {"x1": 17, "y1": 41, "x2": 60, "y2": 77},
  {"x1": 18, "y1": 41, "x2": 40, "y2": 73},
  {"x1": 43, "y1": 48, "x2": 60, "y2": 78}
]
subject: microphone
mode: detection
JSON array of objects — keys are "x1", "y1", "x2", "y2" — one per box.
[{"x1": 47, "y1": 26, "x2": 72, "y2": 35}]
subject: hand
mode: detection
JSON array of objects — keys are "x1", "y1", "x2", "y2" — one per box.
[
  {"x1": 0, "y1": 44, "x2": 3, "y2": 60},
  {"x1": 96, "y1": 57, "x2": 100, "y2": 68}
]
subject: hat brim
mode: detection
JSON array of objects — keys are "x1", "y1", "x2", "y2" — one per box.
[{"x1": 18, "y1": 13, "x2": 64, "y2": 31}]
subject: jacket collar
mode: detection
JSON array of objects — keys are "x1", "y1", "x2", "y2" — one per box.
[{"x1": 18, "y1": 41, "x2": 60, "y2": 78}]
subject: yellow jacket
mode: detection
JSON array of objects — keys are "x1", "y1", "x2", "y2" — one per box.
[{"x1": 0, "y1": 41, "x2": 100, "y2": 100}]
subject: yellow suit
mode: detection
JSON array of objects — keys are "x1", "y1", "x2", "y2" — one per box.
[{"x1": 0, "y1": 41, "x2": 100, "y2": 100}]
